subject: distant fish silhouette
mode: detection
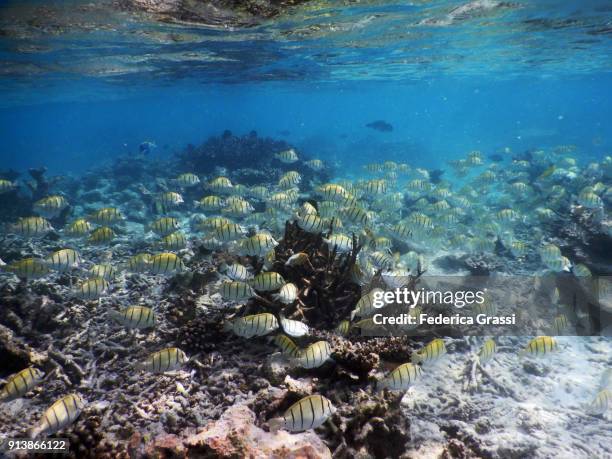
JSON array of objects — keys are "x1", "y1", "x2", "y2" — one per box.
[
  {"x1": 488, "y1": 153, "x2": 504, "y2": 162},
  {"x1": 366, "y1": 120, "x2": 393, "y2": 132}
]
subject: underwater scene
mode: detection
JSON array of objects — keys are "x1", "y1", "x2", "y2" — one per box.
[{"x1": 0, "y1": 1, "x2": 611, "y2": 458}]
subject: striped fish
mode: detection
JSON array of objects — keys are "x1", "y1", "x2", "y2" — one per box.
[
  {"x1": 477, "y1": 338, "x2": 497, "y2": 365},
  {"x1": 272, "y1": 334, "x2": 300, "y2": 357},
  {"x1": 110, "y1": 306, "x2": 155, "y2": 329},
  {"x1": 88, "y1": 226, "x2": 115, "y2": 244},
  {"x1": 377, "y1": 363, "x2": 422, "y2": 391},
  {"x1": 274, "y1": 283, "x2": 299, "y2": 305},
  {"x1": 411, "y1": 338, "x2": 447, "y2": 364},
  {"x1": 29, "y1": 393, "x2": 85, "y2": 438},
  {"x1": 156, "y1": 191, "x2": 184, "y2": 208},
  {"x1": 127, "y1": 253, "x2": 151, "y2": 273},
  {"x1": 1, "y1": 258, "x2": 50, "y2": 279},
  {"x1": 0, "y1": 367, "x2": 45, "y2": 402},
  {"x1": 324, "y1": 234, "x2": 353, "y2": 253},
  {"x1": 224, "y1": 313, "x2": 279, "y2": 338},
  {"x1": 176, "y1": 173, "x2": 200, "y2": 187},
  {"x1": 214, "y1": 223, "x2": 246, "y2": 242},
  {"x1": 33, "y1": 195, "x2": 69, "y2": 218},
  {"x1": 587, "y1": 389, "x2": 610, "y2": 415},
  {"x1": 159, "y1": 231, "x2": 187, "y2": 250},
  {"x1": 11, "y1": 216, "x2": 54, "y2": 237},
  {"x1": 297, "y1": 214, "x2": 326, "y2": 234},
  {"x1": 279, "y1": 314, "x2": 308, "y2": 337},
  {"x1": 74, "y1": 277, "x2": 109, "y2": 300},
  {"x1": 317, "y1": 183, "x2": 350, "y2": 202},
  {"x1": 520, "y1": 336, "x2": 558, "y2": 357},
  {"x1": 274, "y1": 148, "x2": 298, "y2": 163},
  {"x1": 137, "y1": 347, "x2": 188, "y2": 373},
  {"x1": 207, "y1": 176, "x2": 233, "y2": 193},
  {"x1": 148, "y1": 253, "x2": 185, "y2": 275},
  {"x1": 291, "y1": 341, "x2": 332, "y2": 369},
  {"x1": 90, "y1": 207, "x2": 123, "y2": 225},
  {"x1": 221, "y1": 263, "x2": 253, "y2": 282},
  {"x1": 150, "y1": 217, "x2": 180, "y2": 236},
  {"x1": 89, "y1": 264, "x2": 117, "y2": 280},
  {"x1": 350, "y1": 288, "x2": 384, "y2": 320},
  {"x1": 197, "y1": 195, "x2": 225, "y2": 211},
  {"x1": 65, "y1": 218, "x2": 92, "y2": 237},
  {"x1": 305, "y1": 159, "x2": 324, "y2": 170},
  {"x1": 46, "y1": 249, "x2": 81, "y2": 272},
  {"x1": 221, "y1": 281, "x2": 255, "y2": 301},
  {"x1": 237, "y1": 233, "x2": 278, "y2": 256},
  {"x1": 552, "y1": 314, "x2": 570, "y2": 335},
  {"x1": 250, "y1": 271, "x2": 285, "y2": 292},
  {"x1": 335, "y1": 320, "x2": 351, "y2": 336},
  {"x1": 269, "y1": 395, "x2": 335, "y2": 432}
]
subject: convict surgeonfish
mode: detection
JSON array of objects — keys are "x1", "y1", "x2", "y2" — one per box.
[
  {"x1": 220, "y1": 263, "x2": 252, "y2": 282},
  {"x1": 520, "y1": 336, "x2": 558, "y2": 357},
  {"x1": 285, "y1": 252, "x2": 310, "y2": 267},
  {"x1": 237, "y1": 233, "x2": 278, "y2": 256},
  {"x1": 11, "y1": 216, "x2": 54, "y2": 237},
  {"x1": 110, "y1": 306, "x2": 155, "y2": 329},
  {"x1": 88, "y1": 226, "x2": 115, "y2": 245},
  {"x1": 272, "y1": 334, "x2": 300, "y2": 357},
  {"x1": 148, "y1": 253, "x2": 185, "y2": 275},
  {"x1": 250, "y1": 271, "x2": 285, "y2": 292},
  {"x1": 587, "y1": 389, "x2": 610, "y2": 415},
  {"x1": 65, "y1": 218, "x2": 92, "y2": 237},
  {"x1": 159, "y1": 231, "x2": 187, "y2": 250},
  {"x1": 29, "y1": 393, "x2": 85, "y2": 438},
  {"x1": 127, "y1": 253, "x2": 151, "y2": 273},
  {"x1": 136, "y1": 347, "x2": 188, "y2": 373},
  {"x1": 74, "y1": 277, "x2": 109, "y2": 300},
  {"x1": 335, "y1": 320, "x2": 351, "y2": 336},
  {"x1": 269, "y1": 395, "x2": 335, "y2": 432},
  {"x1": 223, "y1": 313, "x2": 279, "y2": 338},
  {"x1": 89, "y1": 263, "x2": 117, "y2": 280},
  {"x1": 324, "y1": 234, "x2": 353, "y2": 253},
  {"x1": 0, "y1": 367, "x2": 45, "y2": 402},
  {"x1": 291, "y1": 341, "x2": 332, "y2": 369},
  {"x1": 274, "y1": 148, "x2": 298, "y2": 163},
  {"x1": 33, "y1": 195, "x2": 68, "y2": 219},
  {"x1": 350, "y1": 288, "x2": 385, "y2": 320},
  {"x1": 176, "y1": 172, "x2": 200, "y2": 187},
  {"x1": 411, "y1": 338, "x2": 447, "y2": 365},
  {"x1": 377, "y1": 362, "x2": 423, "y2": 391},
  {"x1": 272, "y1": 283, "x2": 298, "y2": 304},
  {"x1": 46, "y1": 248, "x2": 81, "y2": 272},
  {"x1": 221, "y1": 280, "x2": 255, "y2": 301},
  {"x1": 0, "y1": 257, "x2": 50, "y2": 279},
  {"x1": 150, "y1": 217, "x2": 180, "y2": 236},
  {"x1": 477, "y1": 338, "x2": 497, "y2": 365},
  {"x1": 89, "y1": 207, "x2": 124, "y2": 225},
  {"x1": 279, "y1": 314, "x2": 308, "y2": 337}
]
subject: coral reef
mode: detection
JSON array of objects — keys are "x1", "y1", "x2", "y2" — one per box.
[{"x1": 177, "y1": 130, "x2": 330, "y2": 187}]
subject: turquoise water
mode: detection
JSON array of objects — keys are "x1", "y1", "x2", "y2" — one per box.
[{"x1": 0, "y1": 1, "x2": 611, "y2": 173}]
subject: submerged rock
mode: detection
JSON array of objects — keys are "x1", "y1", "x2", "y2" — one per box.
[
  {"x1": 116, "y1": 0, "x2": 314, "y2": 26},
  {"x1": 145, "y1": 403, "x2": 332, "y2": 458}
]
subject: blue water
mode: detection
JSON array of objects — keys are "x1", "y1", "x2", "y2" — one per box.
[{"x1": 0, "y1": 0, "x2": 611, "y2": 173}]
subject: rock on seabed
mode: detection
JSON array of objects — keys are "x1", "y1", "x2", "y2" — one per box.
[{"x1": 146, "y1": 404, "x2": 332, "y2": 458}]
